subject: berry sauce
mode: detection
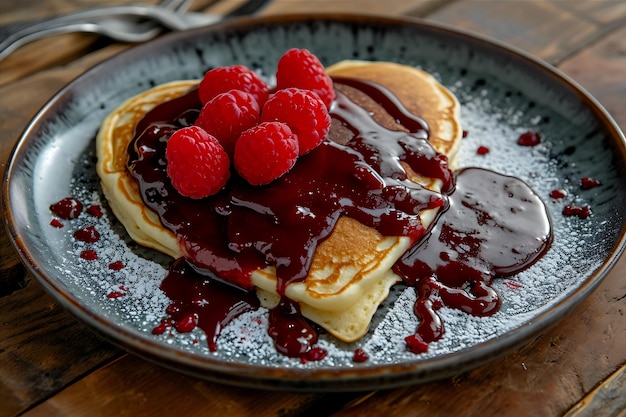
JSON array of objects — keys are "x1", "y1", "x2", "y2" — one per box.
[
  {"x1": 581, "y1": 177, "x2": 600, "y2": 189},
  {"x1": 73, "y1": 226, "x2": 100, "y2": 243},
  {"x1": 550, "y1": 189, "x2": 567, "y2": 199},
  {"x1": 128, "y1": 78, "x2": 551, "y2": 358},
  {"x1": 156, "y1": 258, "x2": 260, "y2": 352},
  {"x1": 50, "y1": 197, "x2": 83, "y2": 219},
  {"x1": 394, "y1": 167, "x2": 552, "y2": 344},
  {"x1": 517, "y1": 131, "x2": 541, "y2": 146}
]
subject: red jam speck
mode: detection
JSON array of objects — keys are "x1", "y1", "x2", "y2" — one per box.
[
  {"x1": 106, "y1": 291, "x2": 125, "y2": 299},
  {"x1": 152, "y1": 318, "x2": 173, "y2": 335},
  {"x1": 50, "y1": 197, "x2": 83, "y2": 219},
  {"x1": 50, "y1": 218, "x2": 64, "y2": 228},
  {"x1": 503, "y1": 280, "x2": 523, "y2": 290},
  {"x1": 174, "y1": 313, "x2": 199, "y2": 333},
  {"x1": 462, "y1": 130, "x2": 469, "y2": 138},
  {"x1": 86, "y1": 204, "x2": 103, "y2": 218},
  {"x1": 550, "y1": 189, "x2": 567, "y2": 199},
  {"x1": 476, "y1": 145, "x2": 490, "y2": 155},
  {"x1": 73, "y1": 226, "x2": 100, "y2": 243},
  {"x1": 563, "y1": 204, "x2": 592, "y2": 219},
  {"x1": 405, "y1": 333, "x2": 429, "y2": 354},
  {"x1": 302, "y1": 347, "x2": 328, "y2": 364},
  {"x1": 80, "y1": 250, "x2": 98, "y2": 261},
  {"x1": 517, "y1": 131, "x2": 541, "y2": 146},
  {"x1": 108, "y1": 261, "x2": 125, "y2": 271},
  {"x1": 581, "y1": 177, "x2": 601, "y2": 190},
  {"x1": 353, "y1": 348, "x2": 369, "y2": 363}
]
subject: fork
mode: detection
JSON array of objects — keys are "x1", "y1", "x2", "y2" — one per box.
[
  {"x1": 0, "y1": 0, "x2": 191, "y2": 61},
  {"x1": 0, "y1": 0, "x2": 270, "y2": 62}
]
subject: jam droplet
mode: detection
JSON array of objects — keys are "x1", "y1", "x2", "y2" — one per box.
[
  {"x1": 563, "y1": 204, "x2": 592, "y2": 219},
  {"x1": 152, "y1": 318, "x2": 173, "y2": 335},
  {"x1": 86, "y1": 204, "x2": 104, "y2": 218},
  {"x1": 174, "y1": 313, "x2": 198, "y2": 333},
  {"x1": 80, "y1": 249, "x2": 98, "y2": 260},
  {"x1": 550, "y1": 189, "x2": 567, "y2": 199},
  {"x1": 108, "y1": 261, "x2": 125, "y2": 270},
  {"x1": 517, "y1": 131, "x2": 541, "y2": 146},
  {"x1": 405, "y1": 333, "x2": 429, "y2": 354},
  {"x1": 581, "y1": 177, "x2": 600, "y2": 189},
  {"x1": 352, "y1": 348, "x2": 369, "y2": 363},
  {"x1": 302, "y1": 347, "x2": 328, "y2": 364},
  {"x1": 503, "y1": 280, "x2": 523, "y2": 290},
  {"x1": 50, "y1": 218, "x2": 64, "y2": 228},
  {"x1": 73, "y1": 226, "x2": 100, "y2": 243},
  {"x1": 106, "y1": 291, "x2": 125, "y2": 299},
  {"x1": 50, "y1": 197, "x2": 83, "y2": 219},
  {"x1": 476, "y1": 145, "x2": 490, "y2": 155}
]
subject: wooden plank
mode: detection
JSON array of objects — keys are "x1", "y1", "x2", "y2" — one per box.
[
  {"x1": 259, "y1": 0, "x2": 451, "y2": 16},
  {"x1": 0, "y1": 43, "x2": 128, "y2": 154},
  {"x1": 20, "y1": 355, "x2": 360, "y2": 417},
  {"x1": 0, "y1": 276, "x2": 122, "y2": 417},
  {"x1": 564, "y1": 363, "x2": 626, "y2": 417},
  {"x1": 558, "y1": 25, "x2": 626, "y2": 130},
  {"x1": 413, "y1": 0, "x2": 606, "y2": 64},
  {"x1": 0, "y1": 0, "x2": 174, "y2": 24},
  {"x1": 558, "y1": 1, "x2": 626, "y2": 25}
]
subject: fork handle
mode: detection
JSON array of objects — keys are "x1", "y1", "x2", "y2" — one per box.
[
  {"x1": 0, "y1": 15, "x2": 167, "y2": 63},
  {"x1": 0, "y1": 19, "x2": 100, "y2": 62}
]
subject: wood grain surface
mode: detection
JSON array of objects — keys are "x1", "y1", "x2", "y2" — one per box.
[{"x1": 1, "y1": 1, "x2": 625, "y2": 416}]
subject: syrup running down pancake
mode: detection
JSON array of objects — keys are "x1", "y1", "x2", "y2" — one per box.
[
  {"x1": 326, "y1": 61, "x2": 463, "y2": 166},
  {"x1": 96, "y1": 57, "x2": 550, "y2": 358},
  {"x1": 96, "y1": 61, "x2": 462, "y2": 343}
]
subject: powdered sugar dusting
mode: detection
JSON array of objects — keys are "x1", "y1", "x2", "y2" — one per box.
[
  {"x1": 41, "y1": 67, "x2": 610, "y2": 370},
  {"x1": 23, "y1": 49, "x2": 617, "y2": 374}
]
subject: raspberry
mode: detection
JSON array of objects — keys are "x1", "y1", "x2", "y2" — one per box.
[
  {"x1": 198, "y1": 65, "x2": 269, "y2": 106},
  {"x1": 165, "y1": 126, "x2": 230, "y2": 199},
  {"x1": 195, "y1": 90, "x2": 261, "y2": 155},
  {"x1": 261, "y1": 88, "x2": 331, "y2": 155},
  {"x1": 234, "y1": 122, "x2": 299, "y2": 185},
  {"x1": 275, "y1": 48, "x2": 335, "y2": 108}
]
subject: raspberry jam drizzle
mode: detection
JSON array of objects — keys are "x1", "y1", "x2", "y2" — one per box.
[
  {"x1": 395, "y1": 167, "x2": 552, "y2": 344},
  {"x1": 155, "y1": 258, "x2": 259, "y2": 352},
  {"x1": 128, "y1": 78, "x2": 551, "y2": 358},
  {"x1": 50, "y1": 197, "x2": 83, "y2": 219}
]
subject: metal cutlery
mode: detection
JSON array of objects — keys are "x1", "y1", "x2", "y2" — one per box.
[{"x1": 0, "y1": 0, "x2": 270, "y2": 62}]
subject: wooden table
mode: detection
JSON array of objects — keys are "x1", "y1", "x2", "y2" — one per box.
[{"x1": 1, "y1": 1, "x2": 625, "y2": 416}]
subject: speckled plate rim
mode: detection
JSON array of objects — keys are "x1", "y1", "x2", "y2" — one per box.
[{"x1": 3, "y1": 13, "x2": 626, "y2": 391}]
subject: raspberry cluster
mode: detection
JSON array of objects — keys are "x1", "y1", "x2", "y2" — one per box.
[{"x1": 166, "y1": 48, "x2": 334, "y2": 198}]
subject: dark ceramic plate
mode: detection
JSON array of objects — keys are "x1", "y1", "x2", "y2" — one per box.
[{"x1": 4, "y1": 14, "x2": 626, "y2": 391}]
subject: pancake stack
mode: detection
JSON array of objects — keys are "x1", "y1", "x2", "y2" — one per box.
[{"x1": 96, "y1": 60, "x2": 463, "y2": 343}]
